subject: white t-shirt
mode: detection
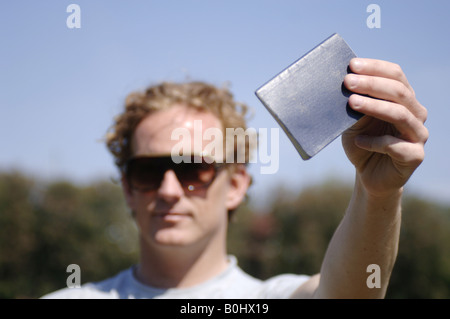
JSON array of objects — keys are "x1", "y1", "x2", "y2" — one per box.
[{"x1": 41, "y1": 256, "x2": 309, "y2": 299}]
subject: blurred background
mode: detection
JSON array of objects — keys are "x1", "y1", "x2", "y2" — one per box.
[{"x1": 1, "y1": 0, "x2": 449, "y2": 298}]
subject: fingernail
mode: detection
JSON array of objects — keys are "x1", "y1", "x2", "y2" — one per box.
[
  {"x1": 351, "y1": 58, "x2": 365, "y2": 72},
  {"x1": 350, "y1": 95, "x2": 364, "y2": 109},
  {"x1": 346, "y1": 74, "x2": 359, "y2": 89}
]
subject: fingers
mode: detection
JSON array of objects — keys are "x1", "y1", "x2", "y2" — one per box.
[
  {"x1": 348, "y1": 94, "x2": 429, "y2": 143},
  {"x1": 349, "y1": 58, "x2": 413, "y2": 93},
  {"x1": 346, "y1": 58, "x2": 428, "y2": 123},
  {"x1": 345, "y1": 58, "x2": 429, "y2": 163},
  {"x1": 355, "y1": 135, "x2": 425, "y2": 168}
]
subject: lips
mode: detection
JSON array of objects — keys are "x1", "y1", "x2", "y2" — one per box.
[{"x1": 152, "y1": 211, "x2": 192, "y2": 221}]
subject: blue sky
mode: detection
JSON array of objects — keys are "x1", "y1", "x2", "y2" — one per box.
[{"x1": 1, "y1": 0, "x2": 449, "y2": 208}]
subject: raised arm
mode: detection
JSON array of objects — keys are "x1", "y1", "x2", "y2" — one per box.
[{"x1": 292, "y1": 58, "x2": 428, "y2": 298}]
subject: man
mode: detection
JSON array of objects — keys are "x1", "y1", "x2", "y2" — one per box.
[{"x1": 42, "y1": 58, "x2": 428, "y2": 298}]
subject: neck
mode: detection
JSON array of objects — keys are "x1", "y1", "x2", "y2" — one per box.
[{"x1": 135, "y1": 235, "x2": 229, "y2": 289}]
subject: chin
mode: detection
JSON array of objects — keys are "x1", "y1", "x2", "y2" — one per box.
[{"x1": 152, "y1": 228, "x2": 196, "y2": 247}]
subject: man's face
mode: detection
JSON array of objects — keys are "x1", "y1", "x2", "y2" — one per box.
[{"x1": 123, "y1": 104, "x2": 249, "y2": 250}]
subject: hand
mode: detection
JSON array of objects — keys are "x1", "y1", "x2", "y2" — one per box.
[{"x1": 342, "y1": 58, "x2": 428, "y2": 197}]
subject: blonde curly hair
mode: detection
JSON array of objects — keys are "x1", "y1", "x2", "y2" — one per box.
[{"x1": 106, "y1": 81, "x2": 254, "y2": 170}]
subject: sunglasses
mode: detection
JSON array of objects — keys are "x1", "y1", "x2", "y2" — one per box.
[{"x1": 124, "y1": 154, "x2": 226, "y2": 192}]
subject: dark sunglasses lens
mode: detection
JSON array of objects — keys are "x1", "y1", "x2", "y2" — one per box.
[
  {"x1": 176, "y1": 160, "x2": 217, "y2": 189},
  {"x1": 126, "y1": 158, "x2": 165, "y2": 191},
  {"x1": 126, "y1": 156, "x2": 220, "y2": 192}
]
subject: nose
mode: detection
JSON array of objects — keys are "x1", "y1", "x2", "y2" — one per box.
[{"x1": 157, "y1": 169, "x2": 184, "y2": 202}]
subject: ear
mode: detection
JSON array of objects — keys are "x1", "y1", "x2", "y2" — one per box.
[{"x1": 225, "y1": 164, "x2": 251, "y2": 211}]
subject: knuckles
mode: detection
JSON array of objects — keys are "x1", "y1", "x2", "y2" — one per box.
[
  {"x1": 421, "y1": 126, "x2": 429, "y2": 145},
  {"x1": 419, "y1": 104, "x2": 428, "y2": 123},
  {"x1": 391, "y1": 63, "x2": 405, "y2": 81},
  {"x1": 412, "y1": 146, "x2": 426, "y2": 168}
]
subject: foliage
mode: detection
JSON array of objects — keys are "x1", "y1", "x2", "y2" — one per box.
[
  {"x1": 1, "y1": 171, "x2": 449, "y2": 298},
  {"x1": 228, "y1": 180, "x2": 450, "y2": 299},
  {"x1": 0, "y1": 171, "x2": 138, "y2": 298},
  {"x1": 228, "y1": 180, "x2": 350, "y2": 279},
  {"x1": 387, "y1": 197, "x2": 450, "y2": 298}
]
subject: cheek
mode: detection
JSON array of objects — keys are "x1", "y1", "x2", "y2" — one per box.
[
  {"x1": 193, "y1": 174, "x2": 230, "y2": 223},
  {"x1": 130, "y1": 193, "x2": 156, "y2": 225}
]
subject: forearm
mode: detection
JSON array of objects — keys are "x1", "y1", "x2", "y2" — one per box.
[{"x1": 314, "y1": 174, "x2": 402, "y2": 298}]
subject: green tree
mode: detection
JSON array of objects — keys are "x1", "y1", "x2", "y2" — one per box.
[
  {"x1": 0, "y1": 172, "x2": 138, "y2": 298},
  {"x1": 387, "y1": 197, "x2": 450, "y2": 298},
  {"x1": 229, "y1": 180, "x2": 450, "y2": 298},
  {"x1": 1, "y1": 171, "x2": 449, "y2": 298}
]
